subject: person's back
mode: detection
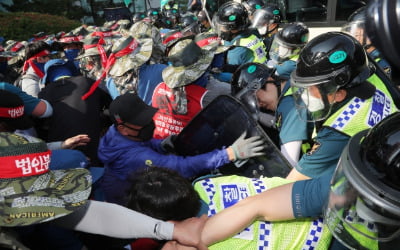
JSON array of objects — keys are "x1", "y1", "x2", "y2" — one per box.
[
  {"x1": 38, "y1": 59, "x2": 111, "y2": 165},
  {"x1": 152, "y1": 38, "x2": 213, "y2": 139}
]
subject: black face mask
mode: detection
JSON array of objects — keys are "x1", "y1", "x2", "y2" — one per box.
[{"x1": 136, "y1": 121, "x2": 156, "y2": 141}]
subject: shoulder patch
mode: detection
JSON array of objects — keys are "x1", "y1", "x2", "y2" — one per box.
[{"x1": 307, "y1": 141, "x2": 321, "y2": 155}]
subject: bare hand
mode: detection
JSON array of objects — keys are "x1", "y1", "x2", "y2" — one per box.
[
  {"x1": 61, "y1": 134, "x2": 90, "y2": 149},
  {"x1": 171, "y1": 215, "x2": 208, "y2": 249}
]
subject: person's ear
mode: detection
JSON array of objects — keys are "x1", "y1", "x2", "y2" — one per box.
[
  {"x1": 116, "y1": 124, "x2": 128, "y2": 135},
  {"x1": 334, "y1": 89, "x2": 347, "y2": 102}
]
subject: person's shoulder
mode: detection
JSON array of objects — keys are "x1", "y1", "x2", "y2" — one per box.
[{"x1": 0, "y1": 82, "x2": 18, "y2": 91}]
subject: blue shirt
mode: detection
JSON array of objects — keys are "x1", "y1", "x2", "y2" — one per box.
[
  {"x1": 275, "y1": 59, "x2": 297, "y2": 80},
  {"x1": 137, "y1": 63, "x2": 167, "y2": 105},
  {"x1": 0, "y1": 82, "x2": 40, "y2": 115},
  {"x1": 98, "y1": 125, "x2": 231, "y2": 204}
]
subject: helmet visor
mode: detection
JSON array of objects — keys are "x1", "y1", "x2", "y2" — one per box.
[
  {"x1": 182, "y1": 21, "x2": 201, "y2": 36},
  {"x1": 341, "y1": 22, "x2": 369, "y2": 47},
  {"x1": 250, "y1": 9, "x2": 274, "y2": 29},
  {"x1": 325, "y1": 146, "x2": 400, "y2": 249},
  {"x1": 268, "y1": 36, "x2": 300, "y2": 63},
  {"x1": 291, "y1": 81, "x2": 338, "y2": 122}
]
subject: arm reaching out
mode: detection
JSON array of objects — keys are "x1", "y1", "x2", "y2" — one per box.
[{"x1": 201, "y1": 182, "x2": 295, "y2": 246}]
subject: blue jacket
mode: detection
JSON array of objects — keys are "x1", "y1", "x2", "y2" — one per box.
[{"x1": 98, "y1": 125, "x2": 231, "y2": 204}]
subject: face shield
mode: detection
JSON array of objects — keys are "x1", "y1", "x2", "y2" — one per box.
[
  {"x1": 234, "y1": 75, "x2": 271, "y2": 120},
  {"x1": 325, "y1": 131, "x2": 400, "y2": 250},
  {"x1": 341, "y1": 22, "x2": 370, "y2": 48},
  {"x1": 268, "y1": 36, "x2": 300, "y2": 63},
  {"x1": 290, "y1": 67, "x2": 349, "y2": 122},
  {"x1": 250, "y1": 10, "x2": 274, "y2": 36},
  {"x1": 182, "y1": 21, "x2": 201, "y2": 36}
]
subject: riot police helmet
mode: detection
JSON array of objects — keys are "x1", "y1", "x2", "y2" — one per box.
[
  {"x1": 147, "y1": 8, "x2": 162, "y2": 24},
  {"x1": 242, "y1": 0, "x2": 266, "y2": 16},
  {"x1": 231, "y1": 62, "x2": 275, "y2": 115},
  {"x1": 180, "y1": 14, "x2": 201, "y2": 35},
  {"x1": 341, "y1": 7, "x2": 371, "y2": 48},
  {"x1": 366, "y1": 0, "x2": 400, "y2": 70},
  {"x1": 325, "y1": 112, "x2": 400, "y2": 249},
  {"x1": 268, "y1": 22, "x2": 309, "y2": 63},
  {"x1": 214, "y1": 1, "x2": 249, "y2": 41}
]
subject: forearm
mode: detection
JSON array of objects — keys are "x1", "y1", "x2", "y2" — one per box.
[
  {"x1": 201, "y1": 195, "x2": 260, "y2": 245},
  {"x1": 67, "y1": 200, "x2": 174, "y2": 240},
  {"x1": 201, "y1": 182, "x2": 295, "y2": 246}
]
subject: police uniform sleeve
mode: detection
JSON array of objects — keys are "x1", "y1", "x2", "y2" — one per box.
[
  {"x1": 291, "y1": 174, "x2": 331, "y2": 218},
  {"x1": 295, "y1": 128, "x2": 349, "y2": 178}
]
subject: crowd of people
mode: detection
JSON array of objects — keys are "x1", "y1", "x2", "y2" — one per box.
[{"x1": 0, "y1": 0, "x2": 400, "y2": 249}]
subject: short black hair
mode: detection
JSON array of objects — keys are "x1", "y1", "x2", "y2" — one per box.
[{"x1": 126, "y1": 167, "x2": 201, "y2": 221}]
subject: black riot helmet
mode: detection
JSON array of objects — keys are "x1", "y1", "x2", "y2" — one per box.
[
  {"x1": 341, "y1": 7, "x2": 371, "y2": 48},
  {"x1": 276, "y1": 22, "x2": 309, "y2": 47},
  {"x1": 366, "y1": 0, "x2": 400, "y2": 71},
  {"x1": 147, "y1": 8, "x2": 162, "y2": 24},
  {"x1": 180, "y1": 14, "x2": 201, "y2": 35},
  {"x1": 325, "y1": 112, "x2": 400, "y2": 250},
  {"x1": 242, "y1": 0, "x2": 266, "y2": 16},
  {"x1": 231, "y1": 62, "x2": 275, "y2": 116},
  {"x1": 215, "y1": 1, "x2": 249, "y2": 41},
  {"x1": 268, "y1": 22, "x2": 309, "y2": 62},
  {"x1": 250, "y1": 5, "x2": 282, "y2": 34},
  {"x1": 290, "y1": 32, "x2": 371, "y2": 121},
  {"x1": 164, "y1": 8, "x2": 180, "y2": 28}
]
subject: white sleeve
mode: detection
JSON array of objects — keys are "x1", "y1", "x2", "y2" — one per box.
[
  {"x1": 72, "y1": 200, "x2": 174, "y2": 240},
  {"x1": 280, "y1": 140, "x2": 302, "y2": 168},
  {"x1": 38, "y1": 99, "x2": 53, "y2": 118}
]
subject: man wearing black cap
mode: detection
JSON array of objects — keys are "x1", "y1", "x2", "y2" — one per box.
[{"x1": 98, "y1": 93, "x2": 266, "y2": 205}]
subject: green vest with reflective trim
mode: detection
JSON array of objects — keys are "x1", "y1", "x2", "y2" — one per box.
[
  {"x1": 235, "y1": 34, "x2": 268, "y2": 64},
  {"x1": 323, "y1": 74, "x2": 398, "y2": 137},
  {"x1": 194, "y1": 175, "x2": 332, "y2": 250}
]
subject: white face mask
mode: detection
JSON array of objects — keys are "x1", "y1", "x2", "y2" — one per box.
[
  {"x1": 257, "y1": 26, "x2": 267, "y2": 35},
  {"x1": 301, "y1": 90, "x2": 325, "y2": 112},
  {"x1": 278, "y1": 46, "x2": 291, "y2": 59}
]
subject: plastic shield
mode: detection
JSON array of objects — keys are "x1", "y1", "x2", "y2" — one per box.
[{"x1": 174, "y1": 95, "x2": 292, "y2": 178}]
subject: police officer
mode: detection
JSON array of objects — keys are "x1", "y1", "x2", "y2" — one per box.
[
  {"x1": 287, "y1": 31, "x2": 398, "y2": 180},
  {"x1": 214, "y1": 1, "x2": 268, "y2": 81},
  {"x1": 341, "y1": 7, "x2": 392, "y2": 80},
  {"x1": 266, "y1": 22, "x2": 309, "y2": 81},
  {"x1": 242, "y1": 0, "x2": 266, "y2": 21},
  {"x1": 231, "y1": 62, "x2": 311, "y2": 167},
  {"x1": 250, "y1": 4, "x2": 283, "y2": 52}
]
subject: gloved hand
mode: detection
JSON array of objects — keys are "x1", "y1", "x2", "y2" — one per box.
[
  {"x1": 228, "y1": 132, "x2": 265, "y2": 161},
  {"x1": 161, "y1": 134, "x2": 178, "y2": 154}
]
